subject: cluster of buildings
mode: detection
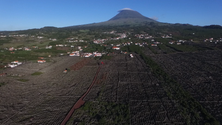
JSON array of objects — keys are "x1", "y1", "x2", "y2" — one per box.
[
  {"x1": 103, "y1": 30, "x2": 116, "y2": 34},
  {"x1": 45, "y1": 45, "x2": 52, "y2": 49},
  {"x1": 169, "y1": 40, "x2": 187, "y2": 45},
  {"x1": 7, "y1": 47, "x2": 32, "y2": 51},
  {"x1": 204, "y1": 38, "x2": 222, "y2": 44},
  {"x1": 0, "y1": 34, "x2": 31, "y2": 38},
  {"x1": 55, "y1": 44, "x2": 75, "y2": 48},
  {"x1": 6, "y1": 57, "x2": 48, "y2": 68},
  {"x1": 49, "y1": 38, "x2": 57, "y2": 41},
  {"x1": 3, "y1": 30, "x2": 222, "y2": 69},
  {"x1": 115, "y1": 33, "x2": 127, "y2": 39},
  {"x1": 135, "y1": 34, "x2": 154, "y2": 39},
  {"x1": 37, "y1": 36, "x2": 44, "y2": 39},
  {"x1": 0, "y1": 33, "x2": 57, "y2": 40},
  {"x1": 5, "y1": 58, "x2": 45, "y2": 69},
  {"x1": 135, "y1": 33, "x2": 172, "y2": 39},
  {"x1": 82, "y1": 52, "x2": 103, "y2": 57},
  {"x1": 9, "y1": 34, "x2": 28, "y2": 37},
  {"x1": 103, "y1": 30, "x2": 127, "y2": 38},
  {"x1": 67, "y1": 44, "x2": 103, "y2": 57},
  {"x1": 135, "y1": 42, "x2": 148, "y2": 47},
  {"x1": 67, "y1": 38, "x2": 86, "y2": 43},
  {"x1": 0, "y1": 35, "x2": 7, "y2": 37},
  {"x1": 69, "y1": 51, "x2": 80, "y2": 56},
  {"x1": 93, "y1": 39, "x2": 107, "y2": 44},
  {"x1": 151, "y1": 42, "x2": 160, "y2": 46},
  {"x1": 161, "y1": 34, "x2": 172, "y2": 38},
  {"x1": 6, "y1": 45, "x2": 54, "y2": 52},
  {"x1": 93, "y1": 32, "x2": 128, "y2": 44},
  {"x1": 68, "y1": 51, "x2": 103, "y2": 57},
  {"x1": 110, "y1": 42, "x2": 148, "y2": 50}
]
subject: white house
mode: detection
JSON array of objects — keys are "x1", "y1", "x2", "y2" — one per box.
[
  {"x1": 46, "y1": 45, "x2": 52, "y2": 49},
  {"x1": 130, "y1": 54, "x2": 133, "y2": 58},
  {"x1": 11, "y1": 61, "x2": 22, "y2": 65},
  {"x1": 38, "y1": 60, "x2": 46, "y2": 63},
  {"x1": 8, "y1": 64, "x2": 17, "y2": 68},
  {"x1": 83, "y1": 53, "x2": 92, "y2": 57},
  {"x1": 69, "y1": 51, "x2": 80, "y2": 56},
  {"x1": 93, "y1": 52, "x2": 102, "y2": 57},
  {"x1": 112, "y1": 46, "x2": 120, "y2": 50}
]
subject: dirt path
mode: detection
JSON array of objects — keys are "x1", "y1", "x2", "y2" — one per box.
[{"x1": 61, "y1": 65, "x2": 101, "y2": 125}]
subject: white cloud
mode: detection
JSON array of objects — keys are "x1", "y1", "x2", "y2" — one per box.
[{"x1": 119, "y1": 8, "x2": 134, "y2": 11}]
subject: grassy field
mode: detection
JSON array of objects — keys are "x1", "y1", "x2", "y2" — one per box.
[
  {"x1": 0, "y1": 82, "x2": 5, "y2": 87},
  {"x1": 31, "y1": 72, "x2": 43, "y2": 75},
  {"x1": 17, "y1": 79, "x2": 29, "y2": 82},
  {"x1": 68, "y1": 101, "x2": 130, "y2": 125}
]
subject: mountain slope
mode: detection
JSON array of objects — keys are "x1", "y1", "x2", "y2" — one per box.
[
  {"x1": 66, "y1": 8, "x2": 160, "y2": 28},
  {"x1": 109, "y1": 9, "x2": 156, "y2": 22}
]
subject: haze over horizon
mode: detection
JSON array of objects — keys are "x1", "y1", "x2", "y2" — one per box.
[{"x1": 1, "y1": 0, "x2": 222, "y2": 31}]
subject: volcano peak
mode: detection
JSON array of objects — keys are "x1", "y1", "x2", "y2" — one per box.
[{"x1": 108, "y1": 8, "x2": 157, "y2": 23}]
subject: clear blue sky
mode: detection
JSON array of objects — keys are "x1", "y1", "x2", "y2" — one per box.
[{"x1": 1, "y1": 0, "x2": 222, "y2": 31}]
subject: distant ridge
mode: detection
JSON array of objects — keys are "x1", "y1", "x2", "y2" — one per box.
[{"x1": 203, "y1": 25, "x2": 222, "y2": 29}]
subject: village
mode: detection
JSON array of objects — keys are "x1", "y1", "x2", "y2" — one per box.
[{"x1": 2, "y1": 29, "x2": 222, "y2": 70}]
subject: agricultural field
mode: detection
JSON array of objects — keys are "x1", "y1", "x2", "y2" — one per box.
[
  {"x1": 151, "y1": 50, "x2": 222, "y2": 124},
  {"x1": 0, "y1": 27, "x2": 222, "y2": 124},
  {"x1": 0, "y1": 56, "x2": 99, "y2": 124},
  {"x1": 67, "y1": 53, "x2": 185, "y2": 124},
  {"x1": 0, "y1": 48, "x2": 221, "y2": 124}
]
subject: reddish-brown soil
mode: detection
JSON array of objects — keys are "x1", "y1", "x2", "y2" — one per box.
[
  {"x1": 70, "y1": 58, "x2": 90, "y2": 70},
  {"x1": 0, "y1": 73, "x2": 7, "y2": 76},
  {"x1": 61, "y1": 66, "x2": 101, "y2": 125}
]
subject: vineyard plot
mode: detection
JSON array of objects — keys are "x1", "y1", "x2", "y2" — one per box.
[
  {"x1": 0, "y1": 57, "x2": 99, "y2": 124},
  {"x1": 151, "y1": 50, "x2": 222, "y2": 123}
]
